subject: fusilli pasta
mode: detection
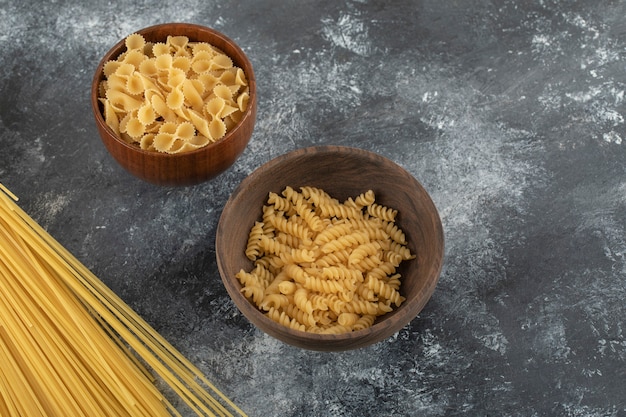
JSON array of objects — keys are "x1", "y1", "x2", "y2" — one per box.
[{"x1": 237, "y1": 186, "x2": 414, "y2": 334}]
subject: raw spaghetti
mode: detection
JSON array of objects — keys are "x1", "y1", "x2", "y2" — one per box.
[{"x1": 0, "y1": 183, "x2": 246, "y2": 417}]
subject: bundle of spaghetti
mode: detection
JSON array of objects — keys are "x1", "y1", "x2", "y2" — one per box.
[{"x1": 0, "y1": 183, "x2": 247, "y2": 417}]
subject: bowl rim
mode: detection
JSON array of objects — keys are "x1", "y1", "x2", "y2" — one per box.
[
  {"x1": 216, "y1": 145, "x2": 445, "y2": 349},
  {"x1": 90, "y1": 22, "x2": 257, "y2": 159}
]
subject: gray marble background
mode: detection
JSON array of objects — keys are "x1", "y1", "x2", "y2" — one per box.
[{"x1": 1, "y1": 0, "x2": 625, "y2": 416}]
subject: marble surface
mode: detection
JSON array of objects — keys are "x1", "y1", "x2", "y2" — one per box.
[{"x1": 1, "y1": 0, "x2": 625, "y2": 415}]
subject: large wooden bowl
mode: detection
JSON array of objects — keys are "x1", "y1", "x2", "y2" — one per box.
[
  {"x1": 91, "y1": 23, "x2": 256, "y2": 186},
  {"x1": 216, "y1": 146, "x2": 444, "y2": 351}
]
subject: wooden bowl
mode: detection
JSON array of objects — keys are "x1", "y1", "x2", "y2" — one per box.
[
  {"x1": 216, "y1": 146, "x2": 444, "y2": 351},
  {"x1": 90, "y1": 23, "x2": 257, "y2": 186}
]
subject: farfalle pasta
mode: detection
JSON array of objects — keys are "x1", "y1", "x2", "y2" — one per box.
[
  {"x1": 236, "y1": 186, "x2": 415, "y2": 334},
  {"x1": 98, "y1": 33, "x2": 249, "y2": 154}
]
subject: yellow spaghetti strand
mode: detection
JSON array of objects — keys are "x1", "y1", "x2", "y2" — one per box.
[
  {"x1": 0, "y1": 217, "x2": 170, "y2": 416},
  {"x1": 0, "y1": 183, "x2": 248, "y2": 417}
]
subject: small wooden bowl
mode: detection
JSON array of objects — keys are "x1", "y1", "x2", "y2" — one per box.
[
  {"x1": 216, "y1": 146, "x2": 444, "y2": 351},
  {"x1": 90, "y1": 23, "x2": 257, "y2": 186}
]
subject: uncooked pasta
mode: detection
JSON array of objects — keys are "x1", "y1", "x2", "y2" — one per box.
[
  {"x1": 237, "y1": 186, "x2": 415, "y2": 334},
  {"x1": 0, "y1": 183, "x2": 247, "y2": 417},
  {"x1": 98, "y1": 33, "x2": 249, "y2": 154}
]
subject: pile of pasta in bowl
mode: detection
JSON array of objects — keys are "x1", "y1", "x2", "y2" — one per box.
[
  {"x1": 97, "y1": 32, "x2": 250, "y2": 154},
  {"x1": 237, "y1": 185, "x2": 415, "y2": 334},
  {"x1": 216, "y1": 146, "x2": 444, "y2": 351},
  {"x1": 91, "y1": 23, "x2": 257, "y2": 186}
]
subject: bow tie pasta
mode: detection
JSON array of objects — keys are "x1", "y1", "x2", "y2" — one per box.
[
  {"x1": 98, "y1": 33, "x2": 250, "y2": 154},
  {"x1": 236, "y1": 186, "x2": 415, "y2": 334}
]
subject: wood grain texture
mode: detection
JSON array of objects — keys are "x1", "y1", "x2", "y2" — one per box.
[
  {"x1": 216, "y1": 146, "x2": 444, "y2": 351},
  {"x1": 90, "y1": 23, "x2": 256, "y2": 186}
]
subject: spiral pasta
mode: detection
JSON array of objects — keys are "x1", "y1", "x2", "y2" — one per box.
[
  {"x1": 251, "y1": 263, "x2": 274, "y2": 287},
  {"x1": 348, "y1": 241, "x2": 383, "y2": 266},
  {"x1": 266, "y1": 210, "x2": 312, "y2": 244},
  {"x1": 381, "y1": 220, "x2": 407, "y2": 245},
  {"x1": 354, "y1": 190, "x2": 376, "y2": 207},
  {"x1": 350, "y1": 253, "x2": 383, "y2": 273},
  {"x1": 294, "y1": 200, "x2": 325, "y2": 233},
  {"x1": 234, "y1": 269, "x2": 260, "y2": 288},
  {"x1": 338, "y1": 312, "x2": 360, "y2": 327},
  {"x1": 320, "y1": 266, "x2": 363, "y2": 281},
  {"x1": 352, "y1": 314, "x2": 376, "y2": 331},
  {"x1": 303, "y1": 274, "x2": 356, "y2": 295},
  {"x1": 320, "y1": 230, "x2": 369, "y2": 254},
  {"x1": 245, "y1": 221, "x2": 264, "y2": 260},
  {"x1": 367, "y1": 203, "x2": 398, "y2": 222},
  {"x1": 279, "y1": 248, "x2": 317, "y2": 264},
  {"x1": 318, "y1": 202, "x2": 362, "y2": 220},
  {"x1": 293, "y1": 288, "x2": 314, "y2": 314},
  {"x1": 312, "y1": 309, "x2": 335, "y2": 326},
  {"x1": 300, "y1": 185, "x2": 335, "y2": 206},
  {"x1": 240, "y1": 285, "x2": 264, "y2": 304},
  {"x1": 258, "y1": 293, "x2": 289, "y2": 311},
  {"x1": 259, "y1": 234, "x2": 292, "y2": 256},
  {"x1": 313, "y1": 223, "x2": 354, "y2": 245},
  {"x1": 265, "y1": 308, "x2": 305, "y2": 331},
  {"x1": 283, "y1": 304, "x2": 317, "y2": 327},
  {"x1": 314, "y1": 249, "x2": 351, "y2": 268},
  {"x1": 276, "y1": 231, "x2": 302, "y2": 249},
  {"x1": 343, "y1": 298, "x2": 392, "y2": 316},
  {"x1": 365, "y1": 275, "x2": 405, "y2": 307},
  {"x1": 236, "y1": 186, "x2": 415, "y2": 334},
  {"x1": 267, "y1": 192, "x2": 294, "y2": 214}
]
